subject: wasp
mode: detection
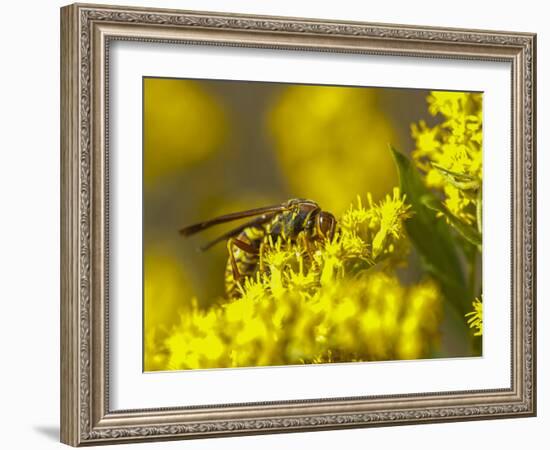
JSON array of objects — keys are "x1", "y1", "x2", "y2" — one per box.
[{"x1": 179, "y1": 199, "x2": 337, "y2": 298}]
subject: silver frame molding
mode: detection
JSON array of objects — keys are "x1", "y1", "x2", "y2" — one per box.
[{"x1": 60, "y1": 3, "x2": 536, "y2": 446}]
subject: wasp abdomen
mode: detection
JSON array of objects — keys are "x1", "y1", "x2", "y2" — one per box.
[{"x1": 225, "y1": 228, "x2": 263, "y2": 297}]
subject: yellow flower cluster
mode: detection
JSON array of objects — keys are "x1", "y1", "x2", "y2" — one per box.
[
  {"x1": 165, "y1": 273, "x2": 441, "y2": 369},
  {"x1": 161, "y1": 191, "x2": 442, "y2": 370},
  {"x1": 465, "y1": 297, "x2": 483, "y2": 336},
  {"x1": 143, "y1": 250, "x2": 196, "y2": 371},
  {"x1": 411, "y1": 92, "x2": 482, "y2": 230},
  {"x1": 411, "y1": 91, "x2": 483, "y2": 338}
]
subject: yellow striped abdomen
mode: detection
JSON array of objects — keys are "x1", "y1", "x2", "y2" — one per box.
[{"x1": 224, "y1": 226, "x2": 264, "y2": 298}]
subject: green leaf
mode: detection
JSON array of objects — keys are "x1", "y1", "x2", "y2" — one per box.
[
  {"x1": 390, "y1": 145, "x2": 469, "y2": 316},
  {"x1": 421, "y1": 195, "x2": 482, "y2": 248}
]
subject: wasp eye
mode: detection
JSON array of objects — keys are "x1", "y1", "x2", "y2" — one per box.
[{"x1": 317, "y1": 212, "x2": 336, "y2": 240}]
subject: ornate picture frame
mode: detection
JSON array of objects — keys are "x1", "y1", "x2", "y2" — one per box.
[{"x1": 60, "y1": 3, "x2": 536, "y2": 446}]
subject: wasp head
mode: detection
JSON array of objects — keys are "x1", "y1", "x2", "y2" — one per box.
[{"x1": 315, "y1": 211, "x2": 337, "y2": 241}]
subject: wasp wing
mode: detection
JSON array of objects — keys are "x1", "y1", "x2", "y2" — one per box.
[
  {"x1": 199, "y1": 213, "x2": 277, "y2": 251},
  {"x1": 179, "y1": 204, "x2": 286, "y2": 237}
]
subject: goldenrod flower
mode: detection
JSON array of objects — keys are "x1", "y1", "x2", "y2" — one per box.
[
  {"x1": 163, "y1": 271, "x2": 441, "y2": 369},
  {"x1": 367, "y1": 188, "x2": 413, "y2": 259},
  {"x1": 143, "y1": 250, "x2": 197, "y2": 371},
  {"x1": 157, "y1": 194, "x2": 442, "y2": 370},
  {"x1": 411, "y1": 91, "x2": 482, "y2": 233},
  {"x1": 465, "y1": 298, "x2": 483, "y2": 336}
]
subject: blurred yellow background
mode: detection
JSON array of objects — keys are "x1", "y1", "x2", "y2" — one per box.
[{"x1": 143, "y1": 78, "x2": 442, "y2": 370}]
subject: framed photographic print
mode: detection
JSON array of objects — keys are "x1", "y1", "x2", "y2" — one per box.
[{"x1": 60, "y1": 3, "x2": 537, "y2": 446}]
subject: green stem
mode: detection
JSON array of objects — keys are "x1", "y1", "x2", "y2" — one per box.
[
  {"x1": 469, "y1": 249, "x2": 478, "y2": 301},
  {"x1": 468, "y1": 246, "x2": 483, "y2": 356}
]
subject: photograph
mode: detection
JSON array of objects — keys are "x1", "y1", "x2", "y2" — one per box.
[{"x1": 142, "y1": 78, "x2": 484, "y2": 372}]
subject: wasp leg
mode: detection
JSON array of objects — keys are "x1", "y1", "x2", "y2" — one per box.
[
  {"x1": 298, "y1": 232, "x2": 315, "y2": 263},
  {"x1": 227, "y1": 238, "x2": 259, "y2": 282},
  {"x1": 258, "y1": 241, "x2": 268, "y2": 273}
]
